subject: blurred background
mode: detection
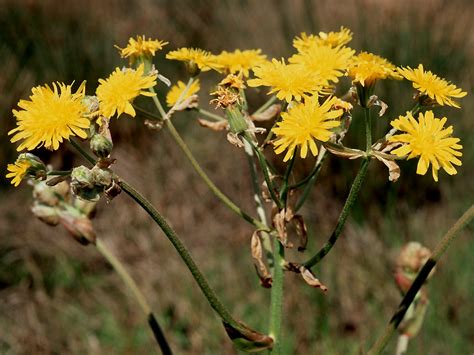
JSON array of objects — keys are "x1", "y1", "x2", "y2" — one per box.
[{"x1": 0, "y1": 0, "x2": 473, "y2": 353}]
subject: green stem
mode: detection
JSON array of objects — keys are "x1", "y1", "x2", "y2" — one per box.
[
  {"x1": 367, "y1": 204, "x2": 474, "y2": 355},
  {"x1": 47, "y1": 170, "x2": 72, "y2": 176},
  {"x1": 268, "y1": 237, "x2": 285, "y2": 354},
  {"x1": 134, "y1": 105, "x2": 163, "y2": 121},
  {"x1": 245, "y1": 136, "x2": 283, "y2": 210},
  {"x1": 197, "y1": 108, "x2": 226, "y2": 121},
  {"x1": 364, "y1": 107, "x2": 372, "y2": 152},
  {"x1": 95, "y1": 239, "x2": 172, "y2": 354},
  {"x1": 165, "y1": 119, "x2": 267, "y2": 230},
  {"x1": 254, "y1": 95, "x2": 277, "y2": 115},
  {"x1": 303, "y1": 158, "x2": 370, "y2": 269},
  {"x1": 294, "y1": 148, "x2": 327, "y2": 212},
  {"x1": 118, "y1": 179, "x2": 244, "y2": 332},
  {"x1": 70, "y1": 139, "x2": 96, "y2": 165},
  {"x1": 244, "y1": 140, "x2": 274, "y2": 268},
  {"x1": 279, "y1": 153, "x2": 296, "y2": 206}
]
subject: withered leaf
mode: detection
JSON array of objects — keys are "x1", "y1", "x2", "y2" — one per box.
[
  {"x1": 300, "y1": 266, "x2": 328, "y2": 292},
  {"x1": 250, "y1": 104, "x2": 282, "y2": 122},
  {"x1": 197, "y1": 118, "x2": 228, "y2": 131}
]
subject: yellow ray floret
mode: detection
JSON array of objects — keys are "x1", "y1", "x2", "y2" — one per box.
[
  {"x1": 9, "y1": 81, "x2": 89, "y2": 151},
  {"x1": 115, "y1": 35, "x2": 168, "y2": 64},
  {"x1": 293, "y1": 26, "x2": 353, "y2": 51},
  {"x1": 166, "y1": 48, "x2": 222, "y2": 72},
  {"x1": 389, "y1": 110, "x2": 462, "y2": 182},
  {"x1": 96, "y1": 63, "x2": 157, "y2": 118},
  {"x1": 248, "y1": 59, "x2": 323, "y2": 103},
  {"x1": 272, "y1": 96, "x2": 343, "y2": 161},
  {"x1": 214, "y1": 49, "x2": 267, "y2": 77},
  {"x1": 289, "y1": 44, "x2": 354, "y2": 86},
  {"x1": 347, "y1": 51, "x2": 402, "y2": 87},
  {"x1": 166, "y1": 79, "x2": 200, "y2": 107},
  {"x1": 6, "y1": 158, "x2": 32, "y2": 187},
  {"x1": 398, "y1": 64, "x2": 467, "y2": 108}
]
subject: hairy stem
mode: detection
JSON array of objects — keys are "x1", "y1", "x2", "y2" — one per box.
[
  {"x1": 303, "y1": 158, "x2": 369, "y2": 269},
  {"x1": 367, "y1": 204, "x2": 474, "y2": 355},
  {"x1": 268, "y1": 237, "x2": 285, "y2": 354},
  {"x1": 96, "y1": 239, "x2": 172, "y2": 354},
  {"x1": 118, "y1": 179, "x2": 244, "y2": 331}
]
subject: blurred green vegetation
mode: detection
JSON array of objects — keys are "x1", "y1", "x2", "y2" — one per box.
[{"x1": 0, "y1": 0, "x2": 473, "y2": 354}]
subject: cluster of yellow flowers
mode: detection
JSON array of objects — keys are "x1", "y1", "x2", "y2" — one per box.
[{"x1": 6, "y1": 29, "x2": 467, "y2": 186}]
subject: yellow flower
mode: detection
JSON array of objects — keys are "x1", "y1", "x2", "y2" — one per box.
[
  {"x1": 389, "y1": 111, "x2": 462, "y2": 182},
  {"x1": 6, "y1": 158, "x2": 32, "y2": 187},
  {"x1": 96, "y1": 63, "x2": 157, "y2": 118},
  {"x1": 215, "y1": 49, "x2": 267, "y2": 77},
  {"x1": 293, "y1": 26, "x2": 353, "y2": 51},
  {"x1": 166, "y1": 79, "x2": 200, "y2": 107},
  {"x1": 166, "y1": 48, "x2": 222, "y2": 72},
  {"x1": 115, "y1": 35, "x2": 168, "y2": 64},
  {"x1": 289, "y1": 44, "x2": 354, "y2": 86},
  {"x1": 272, "y1": 96, "x2": 343, "y2": 161},
  {"x1": 348, "y1": 51, "x2": 402, "y2": 87},
  {"x1": 9, "y1": 82, "x2": 89, "y2": 151},
  {"x1": 398, "y1": 64, "x2": 467, "y2": 108},
  {"x1": 248, "y1": 59, "x2": 323, "y2": 103}
]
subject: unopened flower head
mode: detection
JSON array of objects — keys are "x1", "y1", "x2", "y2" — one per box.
[
  {"x1": 9, "y1": 82, "x2": 89, "y2": 151},
  {"x1": 166, "y1": 79, "x2": 201, "y2": 107},
  {"x1": 398, "y1": 64, "x2": 467, "y2": 108},
  {"x1": 248, "y1": 59, "x2": 322, "y2": 103},
  {"x1": 348, "y1": 51, "x2": 402, "y2": 87},
  {"x1": 166, "y1": 48, "x2": 222, "y2": 74},
  {"x1": 116, "y1": 35, "x2": 168, "y2": 64},
  {"x1": 389, "y1": 110, "x2": 462, "y2": 182},
  {"x1": 96, "y1": 63, "x2": 157, "y2": 118},
  {"x1": 289, "y1": 44, "x2": 354, "y2": 87},
  {"x1": 272, "y1": 96, "x2": 343, "y2": 161},
  {"x1": 215, "y1": 49, "x2": 267, "y2": 77},
  {"x1": 293, "y1": 26, "x2": 353, "y2": 51}
]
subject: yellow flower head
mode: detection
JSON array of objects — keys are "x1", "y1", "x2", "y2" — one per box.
[
  {"x1": 389, "y1": 110, "x2": 462, "y2": 182},
  {"x1": 6, "y1": 157, "x2": 32, "y2": 187},
  {"x1": 248, "y1": 59, "x2": 323, "y2": 103},
  {"x1": 272, "y1": 96, "x2": 343, "y2": 161},
  {"x1": 96, "y1": 63, "x2": 157, "y2": 118},
  {"x1": 166, "y1": 48, "x2": 222, "y2": 72},
  {"x1": 289, "y1": 44, "x2": 354, "y2": 86},
  {"x1": 348, "y1": 51, "x2": 402, "y2": 87},
  {"x1": 115, "y1": 35, "x2": 168, "y2": 64},
  {"x1": 166, "y1": 79, "x2": 200, "y2": 107},
  {"x1": 293, "y1": 26, "x2": 353, "y2": 51},
  {"x1": 218, "y1": 74, "x2": 246, "y2": 90},
  {"x1": 215, "y1": 49, "x2": 267, "y2": 77},
  {"x1": 398, "y1": 64, "x2": 467, "y2": 108},
  {"x1": 9, "y1": 82, "x2": 89, "y2": 151}
]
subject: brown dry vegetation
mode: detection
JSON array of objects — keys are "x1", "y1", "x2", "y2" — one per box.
[{"x1": 0, "y1": 0, "x2": 473, "y2": 354}]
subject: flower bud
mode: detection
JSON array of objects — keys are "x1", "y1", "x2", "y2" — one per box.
[
  {"x1": 90, "y1": 134, "x2": 113, "y2": 158},
  {"x1": 71, "y1": 166, "x2": 100, "y2": 201},
  {"x1": 33, "y1": 181, "x2": 69, "y2": 206},
  {"x1": 82, "y1": 95, "x2": 100, "y2": 115},
  {"x1": 226, "y1": 106, "x2": 248, "y2": 134},
  {"x1": 19, "y1": 153, "x2": 47, "y2": 179}
]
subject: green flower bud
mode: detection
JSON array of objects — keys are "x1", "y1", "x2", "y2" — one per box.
[
  {"x1": 226, "y1": 106, "x2": 248, "y2": 134},
  {"x1": 90, "y1": 134, "x2": 113, "y2": 158}
]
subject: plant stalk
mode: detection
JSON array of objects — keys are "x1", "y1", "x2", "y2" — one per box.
[
  {"x1": 95, "y1": 239, "x2": 172, "y2": 354},
  {"x1": 367, "y1": 204, "x2": 474, "y2": 355},
  {"x1": 268, "y1": 237, "x2": 285, "y2": 354}
]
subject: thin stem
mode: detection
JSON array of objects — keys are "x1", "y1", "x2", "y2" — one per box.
[
  {"x1": 118, "y1": 179, "x2": 244, "y2": 332},
  {"x1": 245, "y1": 136, "x2": 283, "y2": 210},
  {"x1": 134, "y1": 105, "x2": 163, "y2": 121},
  {"x1": 165, "y1": 119, "x2": 267, "y2": 230},
  {"x1": 147, "y1": 83, "x2": 266, "y2": 230},
  {"x1": 95, "y1": 239, "x2": 172, "y2": 354},
  {"x1": 47, "y1": 170, "x2": 72, "y2": 176},
  {"x1": 254, "y1": 95, "x2": 277, "y2": 115},
  {"x1": 303, "y1": 158, "x2": 370, "y2": 268},
  {"x1": 279, "y1": 153, "x2": 296, "y2": 206},
  {"x1": 268, "y1": 237, "x2": 285, "y2": 354},
  {"x1": 367, "y1": 204, "x2": 474, "y2": 355},
  {"x1": 70, "y1": 139, "x2": 96, "y2": 165},
  {"x1": 364, "y1": 107, "x2": 372, "y2": 152},
  {"x1": 293, "y1": 148, "x2": 327, "y2": 212},
  {"x1": 149, "y1": 87, "x2": 168, "y2": 119},
  {"x1": 244, "y1": 140, "x2": 274, "y2": 268},
  {"x1": 197, "y1": 108, "x2": 226, "y2": 121}
]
